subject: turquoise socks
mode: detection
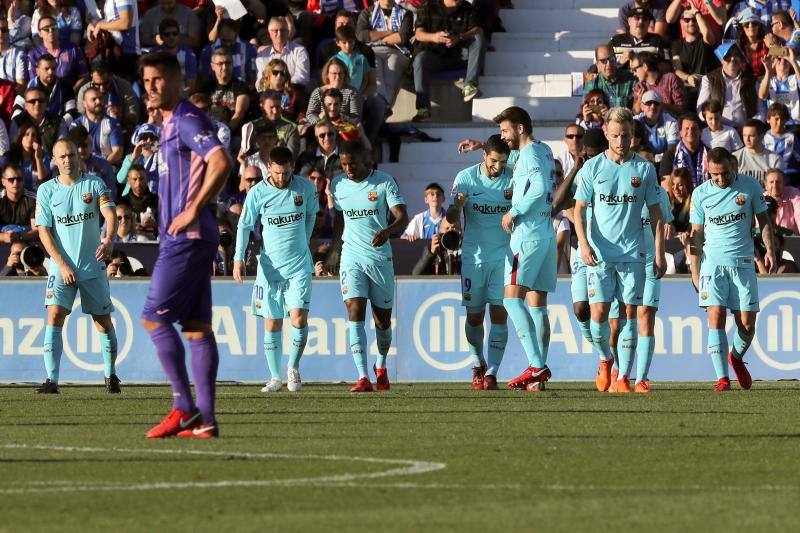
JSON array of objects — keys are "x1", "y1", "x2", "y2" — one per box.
[
  {"x1": 375, "y1": 326, "x2": 392, "y2": 369},
  {"x1": 708, "y1": 329, "x2": 729, "y2": 379},
  {"x1": 486, "y1": 324, "x2": 508, "y2": 376},
  {"x1": 43, "y1": 325, "x2": 62, "y2": 382},
  {"x1": 98, "y1": 329, "x2": 118, "y2": 378},
  {"x1": 263, "y1": 330, "x2": 282, "y2": 380},
  {"x1": 465, "y1": 322, "x2": 485, "y2": 367},
  {"x1": 731, "y1": 329, "x2": 754, "y2": 360},
  {"x1": 288, "y1": 326, "x2": 308, "y2": 370},
  {"x1": 577, "y1": 319, "x2": 592, "y2": 343},
  {"x1": 528, "y1": 306, "x2": 550, "y2": 365},
  {"x1": 636, "y1": 336, "x2": 655, "y2": 383},
  {"x1": 503, "y1": 297, "x2": 543, "y2": 368},
  {"x1": 348, "y1": 321, "x2": 368, "y2": 378},
  {"x1": 590, "y1": 320, "x2": 613, "y2": 361},
  {"x1": 617, "y1": 319, "x2": 637, "y2": 378}
]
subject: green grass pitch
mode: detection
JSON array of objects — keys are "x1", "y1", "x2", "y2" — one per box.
[{"x1": 1, "y1": 382, "x2": 799, "y2": 532}]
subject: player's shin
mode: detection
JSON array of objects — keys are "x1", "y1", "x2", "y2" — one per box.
[
  {"x1": 503, "y1": 297, "x2": 543, "y2": 367},
  {"x1": 528, "y1": 306, "x2": 550, "y2": 365},
  {"x1": 263, "y1": 330, "x2": 283, "y2": 380},
  {"x1": 577, "y1": 320, "x2": 592, "y2": 343},
  {"x1": 99, "y1": 329, "x2": 118, "y2": 378},
  {"x1": 708, "y1": 329, "x2": 729, "y2": 379},
  {"x1": 189, "y1": 337, "x2": 219, "y2": 424},
  {"x1": 348, "y1": 321, "x2": 369, "y2": 378},
  {"x1": 589, "y1": 320, "x2": 613, "y2": 361},
  {"x1": 288, "y1": 326, "x2": 308, "y2": 369},
  {"x1": 636, "y1": 336, "x2": 655, "y2": 383},
  {"x1": 150, "y1": 325, "x2": 195, "y2": 413},
  {"x1": 375, "y1": 326, "x2": 392, "y2": 369},
  {"x1": 43, "y1": 325, "x2": 63, "y2": 382},
  {"x1": 486, "y1": 324, "x2": 508, "y2": 375},
  {"x1": 617, "y1": 319, "x2": 637, "y2": 378},
  {"x1": 464, "y1": 321, "x2": 485, "y2": 368},
  {"x1": 731, "y1": 329, "x2": 754, "y2": 360}
]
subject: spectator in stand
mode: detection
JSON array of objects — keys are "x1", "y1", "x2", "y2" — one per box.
[
  {"x1": 187, "y1": 92, "x2": 231, "y2": 150},
  {"x1": 660, "y1": 113, "x2": 707, "y2": 184},
  {"x1": 0, "y1": 16, "x2": 27, "y2": 92},
  {"x1": 736, "y1": 8, "x2": 769, "y2": 79},
  {"x1": 696, "y1": 42, "x2": 757, "y2": 129},
  {"x1": 700, "y1": 99, "x2": 744, "y2": 151},
  {"x1": 609, "y1": 6, "x2": 670, "y2": 67},
  {"x1": 758, "y1": 45, "x2": 800, "y2": 123},
  {"x1": 671, "y1": 4, "x2": 717, "y2": 104},
  {"x1": 402, "y1": 182, "x2": 446, "y2": 241},
  {"x1": 70, "y1": 87, "x2": 124, "y2": 165},
  {"x1": 241, "y1": 90, "x2": 300, "y2": 159},
  {"x1": 106, "y1": 249, "x2": 134, "y2": 278},
  {"x1": 667, "y1": 167, "x2": 693, "y2": 234},
  {"x1": 86, "y1": 0, "x2": 140, "y2": 74},
  {"x1": 319, "y1": 10, "x2": 377, "y2": 71},
  {"x1": 67, "y1": 125, "x2": 117, "y2": 200},
  {"x1": 199, "y1": 48, "x2": 252, "y2": 134},
  {"x1": 764, "y1": 167, "x2": 800, "y2": 232},
  {"x1": 0, "y1": 163, "x2": 37, "y2": 244},
  {"x1": 731, "y1": 1, "x2": 794, "y2": 30},
  {"x1": 114, "y1": 203, "x2": 139, "y2": 242},
  {"x1": 576, "y1": 89, "x2": 609, "y2": 130},
  {"x1": 22, "y1": 54, "x2": 76, "y2": 119},
  {"x1": 199, "y1": 18, "x2": 258, "y2": 84},
  {"x1": 0, "y1": 114, "x2": 9, "y2": 156},
  {"x1": 306, "y1": 57, "x2": 360, "y2": 126},
  {"x1": 236, "y1": 121, "x2": 278, "y2": 179},
  {"x1": 556, "y1": 123, "x2": 584, "y2": 173},
  {"x1": 116, "y1": 123, "x2": 160, "y2": 195},
  {"x1": 757, "y1": 230, "x2": 799, "y2": 272},
  {"x1": 227, "y1": 164, "x2": 262, "y2": 224},
  {"x1": 296, "y1": 120, "x2": 340, "y2": 181},
  {"x1": 31, "y1": 0, "x2": 83, "y2": 46},
  {"x1": 765, "y1": 10, "x2": 797, "y2": 47},
  {"x1": 630, "y1": 51, "x2": 686, "y2": 115},
  {"x1": 410, "y1": 215, "x2": 462, "y2": 276},
  {"x1": 306, "y1": 165, "x2": 334, "y2": 239},
  {"x1": 635, "y1": 90, "x2": 679, "y2": 162},
  {"x1": 412, "y1": 0, "x2": 486, "y2": 120},
  {"x1": 6, "y1": 0, "x2": 31, "y2": 50},
  {"x1": 320, "y1": 87, "x2": 370, "y2": 150},
  {"x1": 357, "y1": 0, "x2": 414, "y2": 110},
  {"x1": 8, "y1": 87, "x2": 67, "y2": 154},
  {"x1": 334, "y1": 25, "x2": 371, "y2": 95},
  {"x1": 618, "y1": 0, "x2": 669, "y2": 38},
  {"x1": 27, "y1": 14, "x2": 87, "y2": 90},
  {"x1": 584, "y1": 45, "x2": 636, "y2": 109},
  {"x1": 118, "y1": 163, "x2": 158, "y2": 239},
  {"x1": 5, "y1": 122, "x2": 49, "y2": 191},
  {"x1": 764, "y1": 102, "x2": 799, "y2": 182},
  {"x1": 152, "y1": 18, "x2": 198, "y2": 94},
  {"x1": 665, "y1": 0, "x2": 726, "y2": 45},
  {"x1": 735, "y1": 118, "x2": 783, "y2": 185},
  {"x1": 76, "y1": 62, "x2": 141, "y2": 130},
  {"x1": 139, "y1": 0, "x2": 203, "y2": 50},
  {"x1": 256, "y1": 58, "x2": 305, "y2": 123},
  {"x1": 255, "y1": 16, "x2": 309, "y2": 88}
]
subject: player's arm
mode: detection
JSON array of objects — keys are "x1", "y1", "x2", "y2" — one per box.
[
  {"x1": 551, "y1": 155, "x2": 585, "y2": 215},
  {"x1": 446, "y1": 177, "x2": 467, "y2": 224},
  {"x1": 168, "y1": 148, "x2": 231, "y2": 236},
  {"x1": 688, "y1": 223, "x2": 704, "y2": 292},
  {"x1": 306, "y1": 187, "x2": 320, "y2": 239},
  {"x1": 96, "y1": 203, "x2": 117, "y2": 261},
  {"x1": 373, "y1": 204, "x2": 409, "y2": 247},
  {"x1": 647, "y1": 201, "x2": 667, "y2": 279},
  {"x1": 573, "y1": 198, "x2": 597, "y2": 266},
  {"x1": 755, "y1": 211, "x2": 778, "y2": 274},
  {"x1": 233, "y1": 190, "x2": 261, "y2": 283},
  {"x1": 38, "y1": 225, "x2": 76, "y2": 285}
]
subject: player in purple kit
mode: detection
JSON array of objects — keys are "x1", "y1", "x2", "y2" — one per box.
[{"x1": 138, "y1": 52, "x2": 231, "y2": 439}]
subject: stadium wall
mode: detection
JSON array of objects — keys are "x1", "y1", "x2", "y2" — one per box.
[{"x1": 1, "y1": 278, "x2": 800, "y2": 383}]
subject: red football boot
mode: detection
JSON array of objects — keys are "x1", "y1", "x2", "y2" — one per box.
[
  {"x1": 374, "y1": 365, "x2": 390, "y2": 391},
  {"x1": 507, "y1": 365, "x2": 551, "y2": 389},
  {"x1": 472, "y1": 364, "x2": 486, "y2": 390},
  {"x1": 526, "y1": 381, "x2": 546, "y2": 392},
  {"x1": 483, "y1": 374, "x2": 499, "y2": 390},
  {"x1": 177, "y1": 422, "x2": 219, "y2": 439},
  {"x1": 728, "y1": 352, "x2": 752, "y2": 390},
  {"x1": 596, "y1": 360, "x2": 612, "y2": 392},
  {"x1": 350, "y1": 377, "x2": 374, "y2": 392},
  {"x1": 146, "y1": 408, "x2": 201, "y2": 438},
  {"x1": 714, "y1": 377, "x2": 731, "y2": 392}
]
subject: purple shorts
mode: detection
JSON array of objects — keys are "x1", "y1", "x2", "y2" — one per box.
[{"x1": 141, "y1": 239, "x2": 217, "y2": 325}]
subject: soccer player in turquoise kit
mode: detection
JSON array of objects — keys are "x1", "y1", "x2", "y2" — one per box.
[
  {"x1": 573, "y1": 107, "x2": 666, "y2": 393},
  {"x1": 330, "y1": 140, "x2": 408, "y2": 392},
  {"x1": 447, "y1": 134, "x2": 513, "y2": 390},
  {"x1": 689, "y1": 147, "x2": 776, "y2": 392},
  {"x1": 233, "y1": 149, "x2": 319, "y2": 393},
  {"x1": 495, "y1": 106, "x2": 558, "y2": 392},
  {"x1": 35, "y1": 139, "x2": 119, "y2": 394}
]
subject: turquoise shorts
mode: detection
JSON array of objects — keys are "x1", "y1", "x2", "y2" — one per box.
[
  {"x1": 44, "y1": 274, "x2": 114, "y2": 315},
  {"x1": 698, "y1": 261, "x2": 759, "y2": 311},
  {"x1": 251, "y1": 270, "x2": 312, "y2": 319},
  {"x1": 340, "y1": 257, "x2": 395, "y2": 308},
  {"x1": 504, "y1": 236, "x2": 557, "y2": 293},
  {"x1": 461, "y1": 261, "x2": 504, "y2": 312},
  {"x1": 587, "y1": 260, "x2": 645, "y2": 306},
  {"x1": 570, "y1": 257, "x2": 588, "y2": 303}
]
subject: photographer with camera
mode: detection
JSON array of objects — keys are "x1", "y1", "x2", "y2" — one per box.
[
  {"x1": 1, "y1": 241, "x2": 47, "y2": 276},
  {"x1": 410, "y1": 214, "x2": 462, "y2": 276}
]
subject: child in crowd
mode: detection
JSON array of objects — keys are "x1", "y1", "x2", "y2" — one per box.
[
  {"x1": 700, "y1": 99, "x2": 744, "y2": 151},
  {"x1": 764, "y1": 102, "x2": 799, "y2": 184},
  {"x1": 334, "y1": 25, "x2": 370, "y2": 94}
]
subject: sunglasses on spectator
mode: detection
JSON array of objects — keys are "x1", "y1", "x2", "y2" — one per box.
[
  {"x1": 39, "y1": 24, "x2": 58, "y2": 33},
  {"x1": 564, "y1": 134, "x2": 583, "y2": 139},
  {"x1": 681, "y1": 17, "x2": 696, "y2": 23},
  {"x1": 643, "y1": 101, "x2": 660, "y2": 107},
  {"x1": 271, "y1": 70, "x2": 288, "y2": 77},
  {"x1": 318, "y1": 131, "x2": 335, "y2": 138},
  {"x1": 742, "y1": 21, "x2": 761, "y2": 28},
  {"x1": 26, "y1": 98, "x2": 46, "y2": 104},
  {"x1": 117, "y1": 215, "x2": 132, "y2": 221},
  {"x1": 3, "y1": 175, "x2": 23, "y2": 182},
  {"x1": 596, "y1": 56, "x2": 615, "y2": 64}
]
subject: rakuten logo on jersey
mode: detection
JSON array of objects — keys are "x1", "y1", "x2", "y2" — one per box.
[
  {"x1": 56, "y1": 211, "x2": 95, "y2": 226},
  {"x1": 344, "y1": 208, "x2": 379, "y2": 219},
  {"x1": 599, "y1": 193, "x2": 637, "y2": 205},
  {"x1": 471, "y1": 203, "x2": 510, "y2": 215},
  {"x1": 265, "y1": 213, "x2": 304, "y2": 227},
  {"x1": 708, "y1": 212, "x2": 746, "y2": 225}
]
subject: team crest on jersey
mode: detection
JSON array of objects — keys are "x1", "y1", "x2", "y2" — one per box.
[
  {"x1": 46, "y1": 291, "x2": 53, "y2": 299},
  {"x1": 368, "y1": 191, "x2": 378, "y2": 202},
  {"x1": 82, "y1": 193, "x2": 93, "y2": 204},
  {"x1": 701, "y1": 292, "x2": 707, "y2": 300},
  {"x1": 735, "y1": 194, "x2": 746, "y2": 206},
  {"x1": 504, "y1": 188, "x2": 513, "y2": 200},
  {"x1": 630, "y1": 176, "x2": 641, "y2": 188},
  {"x1": 463, "y1": 292, "x2": 472, "y2": 301},
  {"x1": 294, "y1": 195, "x2": 303, "y2": 206},
  {"x1": 588, "y1": 289, "x2": 595, "y2": 298},
  {"x1": 341, "y1": 285, "x2": 348, "y2": 295},
  {"x1": 255, "y1": 301, "x2": 262, "y2": 309}
]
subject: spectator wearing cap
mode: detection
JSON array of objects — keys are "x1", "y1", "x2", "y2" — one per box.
[
  {"x1": 70, "y1": 86, "x2": 124, "y2": 165},
  {"x1": 199, "y1": 48, "x2": 253, "y2": 134},
  {"x1": 700, "y1": 99, "x2": 745, "y2": 151},
  {"x1": 296, "y1": 120, "x2": 340, "y2": 181},
  {"x1": 635, "y1": 90, "x2": 679, "y2": 162},
  {"x1": 118, "y1": 164, "x2": 158, "y2": 239},
  {"x1": 75, "y1": 62, "x2": 141, "y2": 131},
  {"x1": 27, "y1": 14, "x2": 88, "y2": 90},
  {"x1": 584, "y1": 45, "x2": 636, "y2": 109},
  {"x1": 734, "y1": 118, "x2": 784, "y2": 185},
  {"x1": 402, "y1": 183, "x2": 447, "y2": 241},
  {"x1": 139, "y1": 0, "x2": 203, "y2": 50},
  {"x1": 66, "y1": 125, "x2": 117, "y2": 200},
  {"x1": 0, "y1": 17, "x2": 27, "y2": 92},
  {"x1": 764, "y1": 167, "x2": 800, "y2": 232},
  {"x1": 671, "y1": 4, "x2": 717, "y2": 101},
  {"x1": 199, "y1": 19, "x2": 258, "y2": 85},
  {"x1": 666, "y1": 0, "x2": 727, "y2": 45},
  {"x1": 8, "y1": 87, "x2": 68, "y2": 154},
  {"x1": 696, "y1": 42, "x2": 758, "y2": 128},
  {"x1": 659, "y1": 113, "x2": 708, "y2": 184},
  {"x1": 732, "y1": 1, "x2": 793, "y2": 29},
  {"x1": 758, "y1": 44, "x2": 800, "y2": 122},
  {"x1": 617, "y1": 0, "x2": 669, "y2": 38},
  {"x1": 116, "y1": 123, "x2": 161, "y2": 196},
  {"x1": 241, "y1": 91, "x2": 300, "y2": 159},
  {"x1": 609, "y1": 6, "x2": 670, "y2": 68},
  {"x1": 255, "y1": 16, "x2": 310, "y2": 88},
  {"x1": 736, "y1": 8, "x2": 769, "y2": 78},
  {"x1": 0, "y1": 164, "x2": 37, "y2": 244},
  {"x1": 31, "y1": 0, "x2": 83, "y2": 45},
  {"x1": 20, "y1": 54, "x2": 76, "y2": 120},
  {"x1": 152, "y1": 18, "x2": 198, "y2": 94},
  {"x1": 630, "y1": 52, "x2": 686, "y2": 115}
]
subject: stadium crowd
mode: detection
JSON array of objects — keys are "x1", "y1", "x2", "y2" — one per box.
[{"x1": 1, "y1": 0, "x2": 800, "y2": 278}]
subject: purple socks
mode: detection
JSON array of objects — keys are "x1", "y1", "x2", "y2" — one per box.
[{"x1": 189, "y1": 337, "x2": 219, "y2": 424}]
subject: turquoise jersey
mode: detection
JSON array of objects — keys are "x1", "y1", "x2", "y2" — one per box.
[
  {"x1": 689, "y1": 173, "x2": 767, "y2": 266},
  {"x1": 641, "y1": 185, "x2": 673, "y2": 263},
  {"x1": 331, "y1": 169, "x2": 405, "y2": 262},
  {"x1": 451, "y1": 163, "x2": 513, "y2": 265},
  {"x1": 574, "y1": 152, "x2": 660, "y2": 263},
  {"x1": 235, "y1": 175, "x2": 319, "y2": 279},
  {"x1": 508, "y1": 140, "x2": 556, "y2": 245},
  {"x1": 35, "y1": 173, "x2": 115, "y2": 281},
  {"x1": 507, "y1": 149, "x2": 520, "y2": 169}
]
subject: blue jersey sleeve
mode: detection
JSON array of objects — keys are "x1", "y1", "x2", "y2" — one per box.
[
  {"x1": 450, "y1": 170, "x2": 471, "y2": 201},
  {"x1": 306, "y1": 180, "x2": 319, "y2": 239},
  {"x1": 34, "y1": 184, "x2": 52, "y2": 227},
  {"x1": 689, "y1": 188, "x2": 704, "y2": 225},
  {"x1": 643, "y1": 162, "x2": 659, "y2": 206},
  {"x1": 574, "y1": 164, "x2": 593, "y2": 205},
  {"x1": 108, "y1": 119, "x2": 123, "y2": 149},
  {"x1": 180, "y1": 110, "x2": 223, "y2": 161},
  {"x1": 385, "y1": 174, "x2": 405, "y2": 209},
  {"x1": 95, "y1": 178, "x2": 115, "y2": 210},
  {"x1": 509, "y1": 149, "x2": 550, "y2": 218},
  {"x1": 331, "y1": 176, "x2": 343, "y2": 211},
  {"x1": 235, "y1": 186, "x2": 261, "y2": 261},
  {"x1": 660, "y1": 187, "x2": 674, "y2": 225},
  {"x1": 751, "y1": 177, "x2": 768, "y2": 216}
]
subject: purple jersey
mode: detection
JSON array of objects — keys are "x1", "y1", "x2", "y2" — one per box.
[{"x1": 158, "y1": 100, "x2": 224, "y2": 244}]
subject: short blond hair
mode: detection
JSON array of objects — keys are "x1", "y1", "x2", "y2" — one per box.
[{"x1": 604, "y1": 106, "x2": 633, "y2": 126}]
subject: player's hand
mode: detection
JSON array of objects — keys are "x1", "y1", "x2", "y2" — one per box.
[
  {"x1": 168, "y1": 206, "x2": 199, "y2": 236},
  {"x1": 581, "y1": 244, "x2": 597, "y2": 267},
  {"x1": 60, "y1": 263, "x2": 76, "y2": 285},
  {"x1": 95, "y1": 239, "x2": 112, "y2": 261},
  {"x1": 501, "y1": 211, "x2": 515, "y2": 234},
  {"x1": 457, "y1": 139, "x2": 482, "y2": 153},
  {"x1": 371, "y1": 228, "x2": 391, "y2": 247},
  {"x1": 664, "y1": 223, "x2": 673, "y2": 240},
  {"x1": 233, "y1": 260, "x2": 245, "y2": 283},
  {"x1": 653, "y1": 254, "x2": 667, "y2": 279},
  {"x1": 764, "y1": 251, "x2": 778, "y2": 274}
]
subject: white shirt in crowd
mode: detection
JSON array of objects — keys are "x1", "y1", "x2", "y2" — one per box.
[{"x1": 702, "y1": 125, "x2": 744, "y2": 152}]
